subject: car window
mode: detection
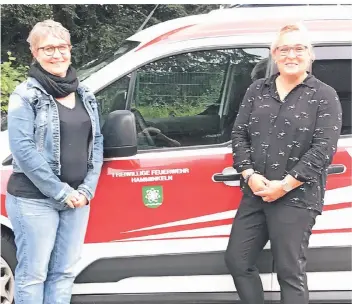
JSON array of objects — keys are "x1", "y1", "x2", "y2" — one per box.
[
  {"x1": 77, "y1": 40, "x2": 140, "y2": 81},
  {"x1": 313, "y1": 45, "x2": 352, "y2": 135},
  {"x1": 130, "y1": 48, "x2": 269, "y2": 150},
  {"x1": 95, "y1": 74, "x2": 131, "y2": 126}
]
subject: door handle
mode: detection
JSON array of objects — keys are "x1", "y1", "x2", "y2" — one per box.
[
  {"x1": 213, "y1": 164, "x2": 345, "y2": 187},
  {"x1": 213, "y1": 173, "x2": 241, "y2": 182},
  {"x1": 213, "y1": 164, "x2": 345, "y2": 181},
  {"x1": 212, "y1": 167, "x2": 240, "y2": 186},
  {"x1": 327, "y1": 164, "x2": 346, "y2": 175}
]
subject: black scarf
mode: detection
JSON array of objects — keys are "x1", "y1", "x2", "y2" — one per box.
[{"x1": 28, "y1": 62, "x2": 79, "y2": 98}]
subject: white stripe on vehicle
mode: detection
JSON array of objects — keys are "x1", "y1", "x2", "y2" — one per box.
[
  {"x1": 104, "y1": 146, "x2": 231, "y2": 161},
  {"x1": 72, "y1": 273, "x2": 272, "y2": 294},
  {"x1": 324, "y1": 186, "x2": 352, "y2": 206},
  {"x1": 122, "y1": 210, "x2": 236, "y2": 233},
  {"x1": 0, "y1": 214, "x2": 13, "y2": 229},
  {"x1": 338, "y1": 136, "x2": 352, "y2": 148},
  {"x1": 72, "y1": 272, "x2": 351, "y2": 294},
  {"x1": 314, "y1": 208, "x2": 352, "y2": 231},
  {"x1": 346, "y1": 147, "x2": 352, "y2": 157},
  {"x1": 271, "y1": 271, "x2": 352, "y2": 291},
  {"x1": 119, "y1": 208, "x2": 352, "y2": 241}
]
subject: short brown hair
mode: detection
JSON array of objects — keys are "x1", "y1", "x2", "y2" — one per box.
[{"x1": 27, "y1": 20, "x2": 70, "y2": 52}]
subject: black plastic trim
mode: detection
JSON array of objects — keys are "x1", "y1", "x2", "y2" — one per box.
[
  {"x1": 75, "y1": 246, "x2": 351, "y2": 284},
  {"x1": 104, "y1": 146, "x2": 137, "y2": 158},
  {"x1": 71, "y1": 291, "x2": 352, "y2": 304},
  {"x1": 75, "y1": 250, "x2": 273, "y2": 284}
]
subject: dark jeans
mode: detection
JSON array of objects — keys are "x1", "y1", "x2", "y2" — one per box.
[{"x1": 225, "y1": 194, "x2": 318, "y2": 304}]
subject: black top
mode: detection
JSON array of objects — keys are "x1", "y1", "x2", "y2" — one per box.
[
  {"x1": 56, "y1": 93, "x2": 91, "y2": 188},
  {"x1": 232, "y1": 73, "x2": 342, "y2": 213},
  {"x1": 7, "y1": 93, "x2": 92, "y2": 199}
]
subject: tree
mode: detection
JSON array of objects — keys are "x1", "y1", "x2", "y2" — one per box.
[
  {"x1": 1, "y1": 4, "x2": 219, "y2": 67},
  {"x1": 1, "y1": 5, "x2": 53, "y2": 65},
  {"x1": 0, "y1": 4, "x2": 220, "y2": 114}
]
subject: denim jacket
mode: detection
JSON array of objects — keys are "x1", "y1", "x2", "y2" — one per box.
[{"x1": 7, "y1": 77, "x2": 104, "y2": 204}]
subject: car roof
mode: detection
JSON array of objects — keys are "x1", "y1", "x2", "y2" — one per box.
[
  {"x1": 83, "y1": 5, "x2": 352, "y2": 92},
  {"x1": 135, "y1": 19, "x2": 351, "y2": 52},
  {"x1": 130, "y1": 5, "x2": 352, "y2": 51}
]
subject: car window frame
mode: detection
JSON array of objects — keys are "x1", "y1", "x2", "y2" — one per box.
[{"x1": 312, "y1": 43, "x2": 352, "y2": 138}]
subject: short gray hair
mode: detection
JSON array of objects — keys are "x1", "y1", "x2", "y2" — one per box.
[
  {"x1": 270, "y1": 22, "x2": 315, "y2": 61},
  {"x1": 27, "y1": 20, "x2": 70, "y2": 52}
]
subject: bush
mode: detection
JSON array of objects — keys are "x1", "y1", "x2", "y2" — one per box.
[{"x1": 1, "y1": 52, "x2": 29, "y2": 113}]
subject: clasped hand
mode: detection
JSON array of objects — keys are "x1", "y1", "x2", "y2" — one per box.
[
  {"x1": 248, "y1": 174, "x2": 286, "y2": 203},
  {"x1": 64, "y1": 190, "x2": 88, "y2": 208}
]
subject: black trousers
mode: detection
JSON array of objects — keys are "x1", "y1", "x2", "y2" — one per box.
[{"x1": 225, "y1": 194, "x2": 318, "y2": 304}]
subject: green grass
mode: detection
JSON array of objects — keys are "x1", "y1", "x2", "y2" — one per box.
[{"x1": 138, "y1": 102, "x2": 211, "y2": 118}]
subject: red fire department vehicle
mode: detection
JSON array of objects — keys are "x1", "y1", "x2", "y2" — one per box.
[{"x1": 1, "y1": 4, "x2": 351, "y2": 304}]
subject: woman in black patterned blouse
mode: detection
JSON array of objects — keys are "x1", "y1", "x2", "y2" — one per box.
[{"x1": 225, "y1": 23, "x2": 342, "y2": 304}]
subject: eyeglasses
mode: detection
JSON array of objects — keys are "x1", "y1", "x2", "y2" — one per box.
[
  {"x1": 37, "y1": 44, "x2": 71, "y2": 56},
  {"x1": 276, "y1": 45, "x2": 308, "y2": 57}
]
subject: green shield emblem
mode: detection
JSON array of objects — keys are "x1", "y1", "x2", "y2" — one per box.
[{"x1": 142, "y1": 186, "x2": 163, "y2": 208}]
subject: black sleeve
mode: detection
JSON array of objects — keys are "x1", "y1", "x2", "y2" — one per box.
[
  {"x1": 231, "y1": 80, "x2": 261, "y2": 172},
  {"x1": 288, "y1": 84, "x2": 342, "y2": 182}
]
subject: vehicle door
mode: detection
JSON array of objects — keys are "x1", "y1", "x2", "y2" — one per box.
[{"x1": 75, "y1": 47, "x2": 273, "y2": 297}]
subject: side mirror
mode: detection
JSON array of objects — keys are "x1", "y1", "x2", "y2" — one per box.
[{"x1": 102, "y1": 110, "x2": 137, "y2": 158}]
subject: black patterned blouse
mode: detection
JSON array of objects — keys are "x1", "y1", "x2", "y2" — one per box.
[{"x1": 232, "y1": 73, "x2": 342, "y2": 213}]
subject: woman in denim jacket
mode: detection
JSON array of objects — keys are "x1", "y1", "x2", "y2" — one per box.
[{"x1": 6, "y1": 20, "x2": 103, "y2": 304}]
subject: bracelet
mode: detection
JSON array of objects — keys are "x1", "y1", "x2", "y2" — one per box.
[{"x1": 244, "y1": 171, "x2": 255, "y2": 184}]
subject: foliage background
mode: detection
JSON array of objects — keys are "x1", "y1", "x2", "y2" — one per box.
[
  {"x1": 0, "y1": 4, "x2": 218, "y2": 125},
  {"x1": 1, "y1": 4, "x2": 218, "y2": 68}
]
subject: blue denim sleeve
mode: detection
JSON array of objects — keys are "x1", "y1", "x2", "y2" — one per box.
[
  {"x1": 77, "y1": 101, "x2": 104, "y2": 202},
  {"x1": 8, "y1": 93, "x2": 75, "y2": 203}
]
